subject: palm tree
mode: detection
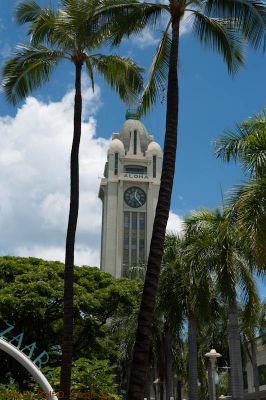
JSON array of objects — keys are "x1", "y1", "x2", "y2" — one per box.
[
  {"x1": 215, "y1": 110, "x2": 266, "y2": 265},
  {"x1": 159, "y1": 232, "x2": 217, "y2": 400},
  {"x1": 180, "y1": 225, "x2": 220, "y2": 400},
  {"x1": 97, "y1": 3, "x2": 266, "y2": 397},
  {"x1": 2, "y1": 1, "x2": 143, "y2": 398},
  {"x1": 185, "y1": 208, "x2": 259, "y2": 400}
]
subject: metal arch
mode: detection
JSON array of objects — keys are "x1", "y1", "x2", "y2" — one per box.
[{"x1": 0, "y1": 338, "x2": 58, "y2": 400}]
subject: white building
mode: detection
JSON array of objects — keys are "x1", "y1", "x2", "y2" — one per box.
[
  {"x1": 244, "y1": 337, "x2": 266, "y2": 399},
  {"x1": 98, "y1": 110, "x2": 162, "y2": 278}
]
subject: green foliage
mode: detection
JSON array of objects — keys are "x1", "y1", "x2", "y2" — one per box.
[
  {"x1": 0, "y1": 389, "x2": 37, "y2": 400},
  {"x1": 215, "y1": 109, "x2": 266, "y2": 264},
  {"x1": 42, "y1": 358, "x2": 120, "y2": 400},
  {"x1": 0, "y1": 256, "x2": 140, "y2": 390}
]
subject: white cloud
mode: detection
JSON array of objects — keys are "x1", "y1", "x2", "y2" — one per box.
[
  {"x1": 131, "y1": 9, "x2": 193, "y2": 49},
  {"x1": 16, "y1": 245, "x2": 100, "y2": 267},
  {"x1": 132, "y1": 28, "x2": 160, "y2": 49},
  {"x1": 0, "y1": 81, "x2": 108, "y2": 266},
  {"x1": 166, "y1": 211, "x2": 184, "y2": 235}
]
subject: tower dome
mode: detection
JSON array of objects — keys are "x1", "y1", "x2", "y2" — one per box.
[
  {"x1": 146, "y1": 141, "x2": 162, "y2": 156},
  {"x1": 118, "y1": 119, "x2": 153, "y2": 153},
  {"x1": 107, "y1": 138, "x2": 125, "y2": 155}
]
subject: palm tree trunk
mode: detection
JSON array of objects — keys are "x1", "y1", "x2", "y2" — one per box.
[
  {"x1": 127, "y1": 8, "x2": 180, "y2": 400},
  {"x1": 228, "y1": 296, "x2": 244, "y2": 400},
  {"x1": 177, "y1": 380, "x2": 182, "y2": 400},
  {"x1": 164, "y1": 321, "x2": 174, "y2": 400},
  {"x1": 188, "y1": 314, "x2": 199, "y2": 400},
  {"x1": 251, "y1": 340, "x2": 260, "y2": 400},
  {"x1": 60, "y1": 61, "x2": 83, "y2": 400}
]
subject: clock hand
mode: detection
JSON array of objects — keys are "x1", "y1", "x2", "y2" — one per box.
[{"x1": 134, "y1": 191, "x2": 142, "y2": 205}]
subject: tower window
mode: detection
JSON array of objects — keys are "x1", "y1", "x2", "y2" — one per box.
[
  {"x1": 139, "y1": 213, "x2": 146, "y2": 261},
  {"x1": 153, "y1": 155, "x2": 156, "y2": 178},
  {"x1": 122, "y1": 212, "x2": 146, "y2": 276},
  {"x1": 123, "y1": 212, "x2": 130, "y2": 272},
  {"x1": 124, "y1": 165, "x2": 147, "y2": 174},
  {"x1": 131, "y1": 213, "x2": 138, "y2": 264},
  {"x1": 134, "y1": 130, "x2": 137, "y2": 155},
  {"x1": 114, "y1": 153, "x2": 118, "y2": 175}
]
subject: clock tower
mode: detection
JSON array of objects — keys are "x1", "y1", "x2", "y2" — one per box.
[{"x1": 98, "y1": 111, "x2": 162, "y2": 278}]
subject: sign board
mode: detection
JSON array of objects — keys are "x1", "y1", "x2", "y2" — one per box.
[
  {"x1": 123, "y1": 173, "x2": 149, "y2": 179},
  {"x1": 0, "y1": 320, "x2": 49, "y2": 368}
]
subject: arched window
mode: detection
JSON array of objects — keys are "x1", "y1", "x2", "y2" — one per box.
[
  {"x1": 124, "y1": 165, "x2": 147, "y2": 174},
  {"x1": 134, "y1": 130, "x2": 137, "y2": 154},
  {"x1": 153, "y1": 155, "x2": 156, "y2": 178},
  {"x1": 258, "y1": 365, "x2": 266, "y2": 386},
  {"x1": 114, "y1": 153, "x2": 118, "y2": 175}
]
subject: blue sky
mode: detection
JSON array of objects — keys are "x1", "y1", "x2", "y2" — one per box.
[{"x1": 0, "y1": 1, "x2": 265, "y2": 293}]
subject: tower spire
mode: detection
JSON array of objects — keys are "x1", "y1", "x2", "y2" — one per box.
[{"x1": 125, "y1": 108, "x2": 141, "y2": 120}]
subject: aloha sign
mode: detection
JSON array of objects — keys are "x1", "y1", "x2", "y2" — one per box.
[
  {"x1": 0, "y1": 320, "x2": 49, "y2": 368},
  {"x1": 123, "y1": 173, "x2": 149, "y2": 179}
]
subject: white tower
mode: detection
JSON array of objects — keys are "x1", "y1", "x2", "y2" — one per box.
[{"x1": 99, "y1": 111, "x2": 162, "y2": 277}]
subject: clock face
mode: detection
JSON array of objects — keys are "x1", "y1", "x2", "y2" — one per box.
[{"x1": 124, "y1": 187, "x2": 146, "y2": 208}]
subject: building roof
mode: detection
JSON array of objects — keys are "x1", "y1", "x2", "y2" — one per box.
[{"x1": 112, "y1": 118, "x2": 154, "y2": 154}]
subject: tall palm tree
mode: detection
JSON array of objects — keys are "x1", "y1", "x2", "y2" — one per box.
[
  {"x1": 158, "y1": 237, "x2": 184, "y2": 400},
  {"x1": 215, "y1": 110, "x2": 266, "y2": 265},
  {"x1": 185, "y1": 208, "x2": 259, "y2": 400},
  {"x1": 2, "y1": 1, "x2": 143, "y2": 398},
  {"x1": 97, "y1": 3, "x2": 266, "y2": 397},
  {"x1": 180, "y1": 225, "x2": 220, "y2": 400},
  {"x1": 159, "y1": 232, "x2": 217, "y2": 400}
]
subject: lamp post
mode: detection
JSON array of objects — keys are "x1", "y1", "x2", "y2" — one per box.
[
  {"x1": 205, "y1": 349, "x2": 222, "y2": 400},
  {"x1": 153, "y1": 377, "x2": 163, "y2": 400}
]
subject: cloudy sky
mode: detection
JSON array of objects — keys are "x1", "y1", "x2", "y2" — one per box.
[{"x1": 0, "y1": 1, "x2": 265, "y2": 275}]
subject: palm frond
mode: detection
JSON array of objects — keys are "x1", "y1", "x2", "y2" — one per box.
[
  {"x1": 29, "y1": 7, "x2": 59, "y2": 46},
  {"x1": 236, "y1": 257, "x2": 259, "y2": 307},
  {"x1": 90, "y1": 54, "x2": 143, "y2": 104},
  {"x1": 93, "y1": 1, "x2": 168, "y2": 46},
  {"x1": 139, "y1": 21, "x2": 171, "y2": 115},
  {"x1": 228, "y1": 178, "x2": 266, "y2": 265},
  {"x1": 15, "y1": 0, "x2": 42, "y2": 25},
  {"x1": 2, "y1": 45, "x2": 64, "y2": 105},
  {"x1": 203, "y1": 0, "x2": 266, "y2": 51},
  {"x1": 192, "y1": 11, "x2": 245, "y2": 75},
  {"x1": 85, "y1": 55, "x2": 95, "y2": 91},
  {"x1": 215, "y1": 124, "x2": 250, "y2": 162},
  {"x1": 215, "y1": 110, "x2": 266, "y2": 176}
]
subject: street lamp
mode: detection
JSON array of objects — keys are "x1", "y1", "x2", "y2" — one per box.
[
  {"x1": 205, "y1": 349, "x2": 222, "y2": 400},
  {"x1": 153, "y1": 377, "x2": 163, "y2": 400}
]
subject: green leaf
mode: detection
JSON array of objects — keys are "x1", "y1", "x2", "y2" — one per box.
[
  {"x1": 2, "y1": 45, "x2": 64, "y2": 105},
  {"x1": 140, "y1": 21, "x2": 172, "y2": 115},
  {"x1": 193, "y1": 11, "x2": 245, "y2": 75},
  {"x1": 91, "y1": 54, "x2": 143, "y2": 104},
  {"x1": 15, "y1": 0, "x2": 42, "y2": 25},
  {"x1": 204, "y1": 0, "x2": 266, "y2": 51}
]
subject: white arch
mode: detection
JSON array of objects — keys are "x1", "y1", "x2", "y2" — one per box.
[{"x1": 0, "y1": 338, "x2": 58, "y2": 400}]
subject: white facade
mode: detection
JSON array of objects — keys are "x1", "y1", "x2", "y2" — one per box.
[
  {"x1": 99, "y1": 112, "x2": 162, "y2": 278},
  {"x1": 245, "y1": 337, "x2": 266, "y2": 399}
]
